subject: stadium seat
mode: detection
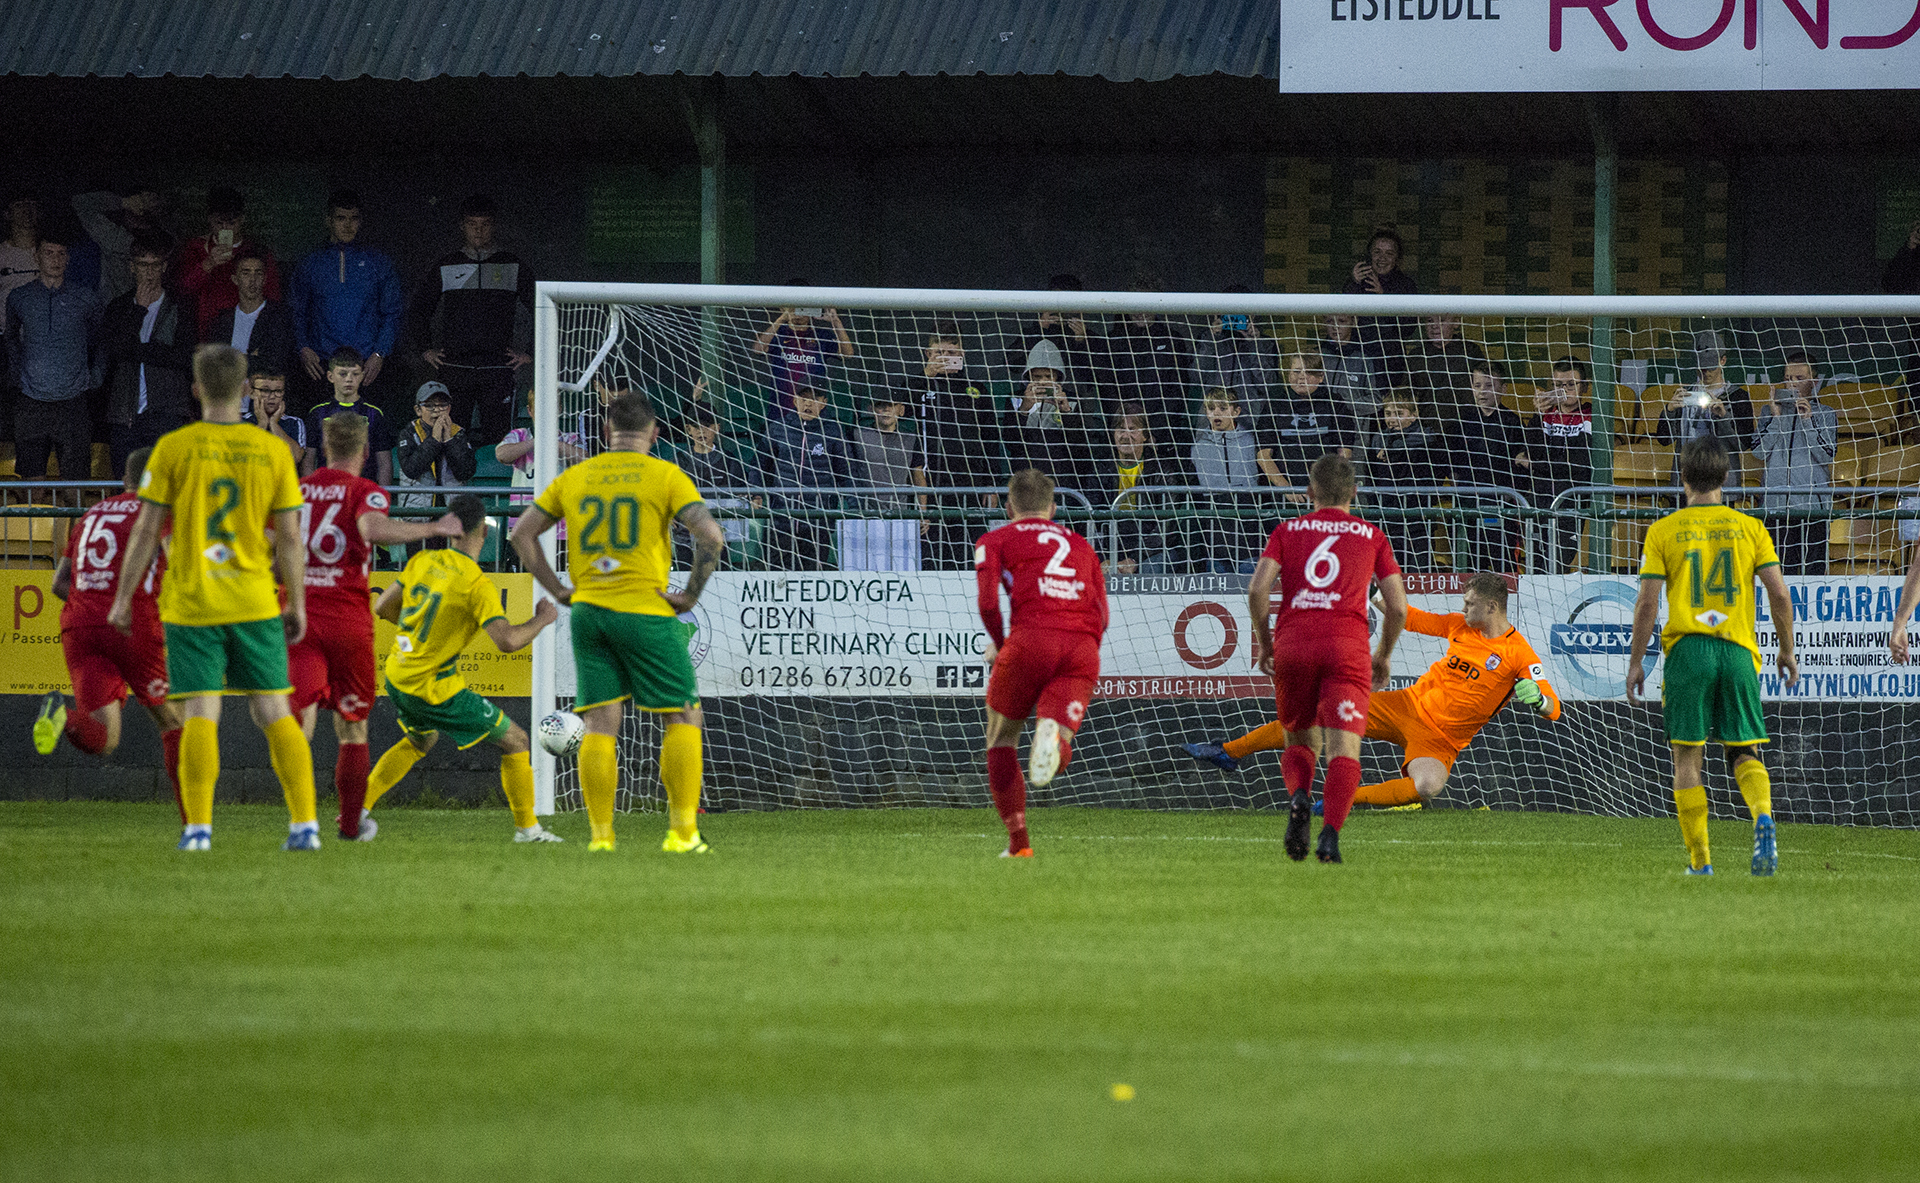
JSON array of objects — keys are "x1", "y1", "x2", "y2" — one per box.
[
  {"x1": 1610, "y1": 444, "x2": 1671, "y2": 485},
  {"x1": 469, "y1": 445, "x2": 513, "y2": 486},
  {"x1": 1821, "y1": 382, "x2": 1904, "y2": 439},
  {"x1": 1829, "y1": 519, "x2": 1898, "y2": 565},
  {"x1": 1869, "y1": 445, "x2": 1920, "y2": 488},
  {"x1": 0, "y1": 511, "x2": 70, "y2": 567}
]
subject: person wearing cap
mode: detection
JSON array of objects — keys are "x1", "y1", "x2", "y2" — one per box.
[
  {"x1": 395, "y1": 380, "x2": 477, "y2": 517},
  {"x1": 6, "y1": 222, "x2": 104, "y2": 481},
  {"x1": 1657, "y1": 331, "x2": 1755, "y2": 490},
  {"x1": 173, "y1": 187, "x2": 281, "y2": 339},
  {"x1": 410, "y1": 195, "x2": 535, "y2": 446}
]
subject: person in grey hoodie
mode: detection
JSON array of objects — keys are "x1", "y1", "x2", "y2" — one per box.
[
  {"x1": 1752, "y1": 352, "x2": 1838, "y2": 574},
  {"x1": 1189, "y1": 387, "x2": 1267, "y2": 573},
  {"x1": 1005, "y1": 337, "x2": 1101, "y2": 493}
]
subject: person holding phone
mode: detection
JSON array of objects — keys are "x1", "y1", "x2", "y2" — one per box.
[
  {"x1": 751, "y1": 278, "x2": 854, "y2": 410},
  {"x1": 1192, "y1": 282, "x2": 1279, "y2": 423},
  {"x1": 173, "y1": 187, "x2": 280, "y2": 339},
  {"x1": 1341, "y1": 227, "x2": 1418, "y2": 387},
  {"x1": 1751, "y1": 352, "x2": 1837, "y2": 574}
]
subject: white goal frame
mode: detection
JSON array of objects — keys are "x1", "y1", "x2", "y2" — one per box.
[{"x1": 530, "y1": 283, "x2": 1920, "y2": 813}]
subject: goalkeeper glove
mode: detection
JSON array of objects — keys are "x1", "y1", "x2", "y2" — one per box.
[{"x1": 1514, "y1": 678, "x2": 1549, "y2": 715}]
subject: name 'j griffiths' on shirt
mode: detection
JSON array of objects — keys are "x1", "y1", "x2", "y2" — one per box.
[{"x1": 1330, "y1": 0, "x2": 1500, "y2": 21}]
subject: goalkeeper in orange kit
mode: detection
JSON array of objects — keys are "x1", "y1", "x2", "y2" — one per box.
[{"x1": 1183, "y1": 573, "x2": 1561, "y2": 808}]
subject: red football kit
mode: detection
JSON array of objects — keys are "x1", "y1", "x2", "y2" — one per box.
[
  {"x1": 975, "y1": 518, "x2": 1109, "y2": 730},
  {"x1": 1261, "y1": 507, "x2": 1400, "y2": 736},
  {"x1": 288, "y1": 468, "x2": 388, "y2": 722},
  {"x1": 59, "y1": 492, "x2": 170, "y2": 713}
]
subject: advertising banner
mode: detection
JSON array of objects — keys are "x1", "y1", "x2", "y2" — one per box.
[
  {"x1": 1279, "y1": 0, "x2": 1920, "y2": 92},
  {"x1": 602, "y1": 570, "x2": 1920, "y2": 706}
]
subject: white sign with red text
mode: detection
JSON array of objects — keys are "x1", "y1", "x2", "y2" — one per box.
[{"x1": 1279, "y1": 0, "x2": 1920, "y2": 92}]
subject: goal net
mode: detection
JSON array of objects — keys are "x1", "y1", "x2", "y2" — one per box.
[{"x1": 528, "y1": 285, "x2": 1920, "y2": 828}]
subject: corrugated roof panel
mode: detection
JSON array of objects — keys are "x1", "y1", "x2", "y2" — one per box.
[{"x1": 0, "y1": 1, "x2": 1280, "y2": 81}]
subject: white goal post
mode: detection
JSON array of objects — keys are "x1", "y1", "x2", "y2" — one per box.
[{"x1": 530, "y1": 283, "x2": 1920, "y2": 823}]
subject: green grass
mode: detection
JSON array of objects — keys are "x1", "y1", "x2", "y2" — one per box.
[{"x1": 3, "y1": 802, "x2": 1918, "y2": 1182}]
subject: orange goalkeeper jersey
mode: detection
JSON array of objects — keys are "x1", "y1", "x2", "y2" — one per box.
[{"x1": 1400, "y1": 605, "x2": 1562, "y2": 744}]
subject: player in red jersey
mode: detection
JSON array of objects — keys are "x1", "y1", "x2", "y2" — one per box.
[
  {"x1": 34, "y1": 448, "x2": 187, "y2": 818},
  {"x1": 974, "y1": 468, "x2": 1109, "y2": 858},
  {"x1": 293, "y1": 411, "x2": 460, "y2": 840},
  {"x1": 1250, "y1": 453, "x2": 1408, "y2": 865}
]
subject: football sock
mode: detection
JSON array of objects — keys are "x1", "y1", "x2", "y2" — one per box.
[
  {"x1": 1734, "y1": 759, "x2": 1773, "y2": 821},
  {"x1": 500, "y1": 750, "x2": 538, "y2": 829},
  {"x1": 160, "y1": 726, "x2": 185, "y2": 824},
  {"x1": 580, "y1": 732, "x2": 619, "y2": 844},
  {"x1": 264, "y1": 715, "x2": 317, "y2": 827},
  {"x1": 179, "y1": 716, "x2": 219, "y2": 828},
  {"x1": 1354, "y1": 777, "x2": 1421, "y2": 807},
  {"x1": 1224, "y1": 721, "x2": 1290, "y2": 762},
  {"x1": 986, "y1": 746, "x2": 1029, "y2": 852},
  {"x1": 1675, "y1": 785, "x2": 1712, "y2": 870},
  {"x1": 1321, "y1": 756, "x2": 1363, "y2": 832},
  {"x1": 335, "y1": 742, "x2": 370, "y2": 838},
  {"x1": 64, "y1": 710, "x2": 109, "y2": 755},
  {"x1": 366, "y1": 740, "x2": 423, "y2": 811},
  {"x1": 661, "y1": 723, "x2": 703, "y2": 841},
  {"x1": 1280, "y1": 745, "x2": 1318, "y2": 796}
]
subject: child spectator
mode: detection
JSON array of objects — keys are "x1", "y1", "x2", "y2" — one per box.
[
  {"x1": 767, "y1": 385, "x2": 851, "y2": 570},
  {"x1": 1190, "y1": 286, "x2": 1280, "y2": 423},
  {"x1": 1099, "y1": 401, "x2": 1190, "y2": 575},
  {"x1": 240, "y1": 367, "x2": 306, "y2": 468},
  {"x1": 751, "y1": 280, "x2": 853, "y2": 409},
  {"x1": 1189, "y1": 388, "x2": 1266, "y2": 574},
  {"x1": 1410, "y1": 313, "x2": 1488, "y2": 441},
  {"x1": 912, "y1": 321, "x2": 1003, "y2": 569},
  {"x1": 1523, "y1": 358, "x2": 1595, "y2": 572},
  {"x1": 1004, "y1": 339, "x2": 1100, "y2": 493},
  {"x1": 1320, "y1": 312, "x2": 1384, "y2": 428},
  {"x1": 1451, "y1": 361, "x2": 1530, "y2": 573},
  {"x1": 1367, "y1": 393, "x2": 1448, "y2": 572},
  {"x1": 395, "y1": 381, "x2": 477, "y2": 514},
  {"x1": 855, "y1": 394, "x2": 928, "y2": 523},
  {"x1": 1266, "y1": 352, "x2": 1356, "y2": 495},
  {"x1": 302, "y1": 346, "x2": 395, "y2": 482},
  {"x1": 677, "y1": 393, "x2": 757, "y2": 494}
]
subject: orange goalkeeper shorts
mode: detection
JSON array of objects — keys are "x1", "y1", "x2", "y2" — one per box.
[{"x1": 1365, "y1": 688, "x2": 1466, "y2": 771}]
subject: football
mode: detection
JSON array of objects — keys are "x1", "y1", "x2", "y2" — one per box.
[{"x1": 535, "y1": 711, "x2": 586, "y2": 757}]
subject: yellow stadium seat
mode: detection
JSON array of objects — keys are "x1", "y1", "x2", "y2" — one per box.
[
  {"x1": 1610, "y1": 444, "x2": 1672, "y2": 485},
  {"x1": 1869, "y1": 445, "x2": 1920, "y2": 487},
  {"x1": 0, "y1": 512, "x2": 71, "y2": 568}
]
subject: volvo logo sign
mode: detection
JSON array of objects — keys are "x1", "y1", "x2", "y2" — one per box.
[{"x1": 1549, "y1": 580, "x2": 1660, "y2": 699}]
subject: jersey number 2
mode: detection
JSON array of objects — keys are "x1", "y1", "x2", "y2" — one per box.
[{"x1": 1037, "y1": 530, "x2": 1076, "y2": 577}]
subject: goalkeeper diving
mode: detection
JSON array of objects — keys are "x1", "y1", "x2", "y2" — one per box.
[{"x1": 1184, "y1": 573, "x2": 1561, "y2": 808}]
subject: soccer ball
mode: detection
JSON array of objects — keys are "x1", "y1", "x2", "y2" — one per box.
[{"x1": 536, "y1": 711, "x2": 586, "y2": 757}]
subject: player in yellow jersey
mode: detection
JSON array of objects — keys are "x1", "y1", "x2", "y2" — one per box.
[
  {"x1": 1628, "y1": 437, "x2": 1798, "y2": 877},
  {"x1": 107, "y1": 344, "x2": 321, "y2": 851},
  {"x1": 510, "y1": 391, "x2": 727, "y2": 853},
  {"x1": 362, "y1": 494, "x2": 562, "y2": 841}
]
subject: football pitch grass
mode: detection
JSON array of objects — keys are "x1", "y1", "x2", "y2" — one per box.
[{"x1": 3, "y1": 802, "x2": 1918, "y2": 1182}]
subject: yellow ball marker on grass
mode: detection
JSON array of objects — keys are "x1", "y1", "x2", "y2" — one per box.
[{"x1": 1109, "y1": 1083, "x2": 1136, "y2": 1102}]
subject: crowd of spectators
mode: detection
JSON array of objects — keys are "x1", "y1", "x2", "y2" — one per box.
[{"x1": 5, "y1": 186, "x2": 1911, "y2": 579}]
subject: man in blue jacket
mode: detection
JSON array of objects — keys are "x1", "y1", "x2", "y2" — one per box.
[
  {"x1": 288, "y1": 189, "x2": 404, "y2": 416},
  {"x1": 767, "y1": 386, "x2": 851, "y2": 570},
  {"x1": 7, "y1": 226, "x2": 104, "y2": 480}
]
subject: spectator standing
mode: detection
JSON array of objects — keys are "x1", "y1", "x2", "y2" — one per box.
[
  {"x1": 207, "y1": 250, "x2": 295, "y2": 381},
  {"x1": 6, "y1": 230, "x2": 104, "y2": 480},
  {"x1": 302, "y1": 347, "x2": 395, "y2": 483},
  {"x1": 1190, "y1": 388, "x2": 1267, "y2": 573},
  {"x1": 1101, "y1": 305, "x2": 1191, "y2": 439},
  {"x1": 411, "y1": 195, "x2": 535, "y2": 445},
  {"x1": 1319, "y1": 312, "x2": 1384, "y2": 431},
  {"x1": 766, "y1": 386, "x2": 851, "y2": 570},
  {"x1": 1191, "y1": 314, "x2": 1280, "y2": 425},
  {"x1": 1409, "y1": 314, "x2": 1488, "y2": 442},
  {"x1": 1367, "y1": 393, "x2": 1447, "y2": 572},
  {"x1": 1099, "y1": 402, "x2": 1190, "y2": 575},
  {"x1": 1523, "y1": 358, "x2": 1596, "y2": 572},
  {"x1": 102, "y1": 237, "x2": 198, "y2": 473},
  {"x1": 751, "y1": 281, "x2": 853, "y2": 409},
  {"x1": 1002, "y1": 273, "x2": 1103, "y2": 405},
  {"x1": 1656, "y1": 331, "x2": 1754, "y2": 490},
  {"x1": 288, "y1": 189, "x2": 404, "y2": 415},
  {"x1": 912, "y1": 323, "x2": 1003, "y2": 569},
  {"x1": 1004, "y1": 339, "x2": 1100, "y2": 494},
  {"x1": 1752, "y1": 353, "x2": 1838, "y2": 575},
  {"x1": 1264, "y1": 353, "x2": 1356, "y2": 495},
  {"x1": 673, "y1": 400, "x2": 760, "y2": 568},
  {"x1": 854, "y1": 394, "x2": 928, "y2": 523},
  {"x1": 394, "y1": 381, "x2": 477, "y2": 516},
  {"x1": 1341, "y1": 227, "x2": 1418, "y2": 386},
  {"x1": 173, "y1": 187, "x2": 280, "y2": 339},
  {"x1": 1451, "y1": 361, "x2": 1530, "y2": 573},
  {"x1": 0, "y1": 196, "x2": 40, "y2": 445},
  {"x1": 240, "y1": 368, "x2": 306, "y2": 468},
  {"x1": 72, "y1": 189, "x2": 167, "y2": 301}
]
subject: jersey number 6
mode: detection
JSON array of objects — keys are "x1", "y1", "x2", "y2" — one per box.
[{"x1": 1304, "y1": 533, "x2": 1342, "y2": 589}]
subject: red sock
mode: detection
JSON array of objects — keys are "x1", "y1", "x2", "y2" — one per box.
[
  {"x1": 986, "y1": 746, "x2": 1029, "y2": 853},
  {"x1": 64, "y1": 710, "x2": 109, "y2": 755},
  {"x1": 336, "y1": 742, "x2": 370, "y2": 838},
  {"x1": 1322, "y1": 756, "x2": 1363, "y2": 831},
  {"x1": 160, "y1": 726, "x2": 185, "y2": 824},
  {"x1": 1281, "y1": 745, "x2": 1317, "y2": 798}
]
